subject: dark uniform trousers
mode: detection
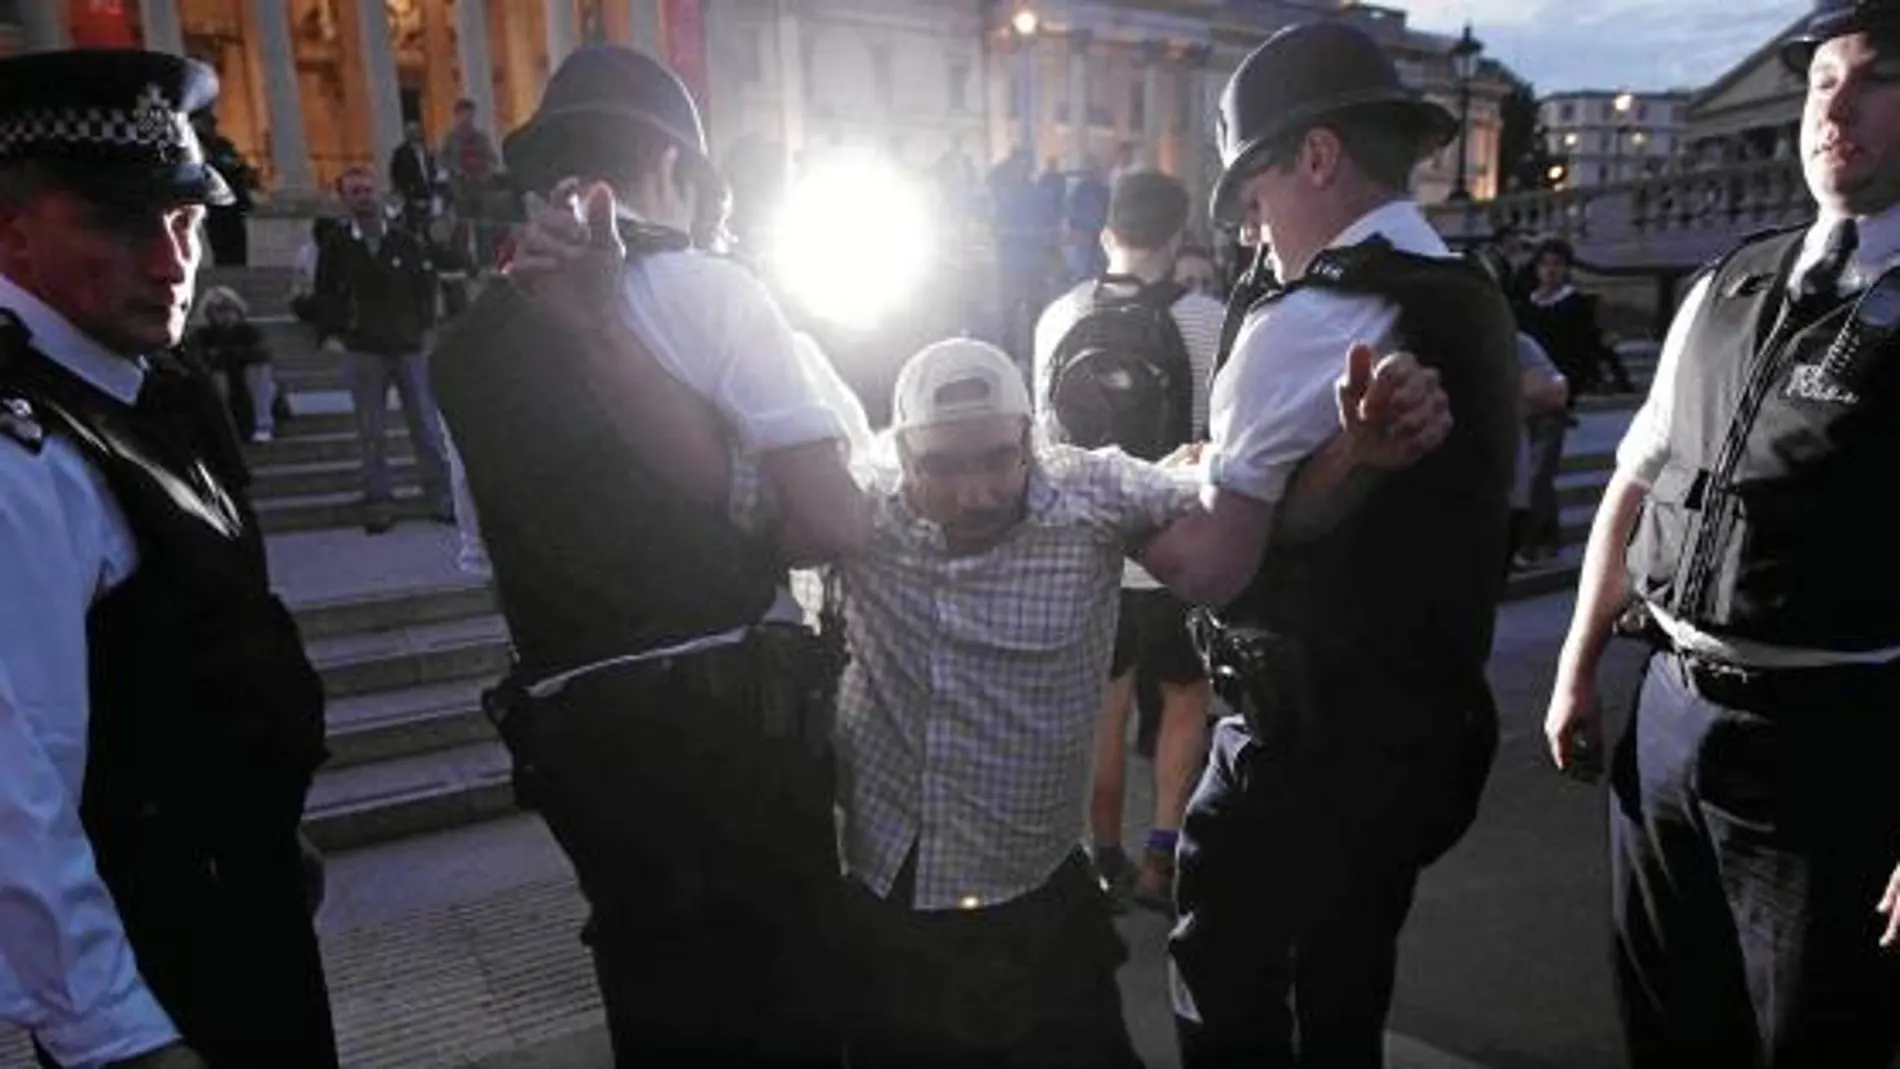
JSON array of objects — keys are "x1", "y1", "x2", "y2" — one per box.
[
  {"x1": 1170, "y1": 717, "x2": 1470, "y2": 1069},
  {"x1": 845, "y1": 850, "x2": 1143, "y2": 1069},
  {"x1": 1611, "y1": 650, "x2": 1900, "y2": 1069},
  {"x1": 509, "y1": 634, "x2": 847, "y2": 1068}
]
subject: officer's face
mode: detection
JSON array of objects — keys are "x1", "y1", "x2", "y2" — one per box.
[
  {"x1": 900, "y1": 414, "x2": 1032, "y2": 550},
  {"x1": 0, "y1": 187, "x2": 202, "y2": 356},
  {"x1": 1802, "y1": 33, "x2": 1900, "y2": 216}
]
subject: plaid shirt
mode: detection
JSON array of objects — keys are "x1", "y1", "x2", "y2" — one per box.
[{"x1": 835, "y1": 444, "x2": 1199, "y2": 910}]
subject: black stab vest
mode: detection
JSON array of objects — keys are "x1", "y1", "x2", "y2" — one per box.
[
  {"x1": 430, "y1": 275, "x2": 783, "y2": 681},
  {"x1": 1222, "y1": 239, "x2": 1520, "y2": 746},
  {"x1": 1627, "y1": 226, "x2": 1900, "y2": 650}
]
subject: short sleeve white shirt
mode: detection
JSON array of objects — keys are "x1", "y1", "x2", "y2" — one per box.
[{"x1": 1203, "y1": 200, "x2": 1451, "y2": 508}]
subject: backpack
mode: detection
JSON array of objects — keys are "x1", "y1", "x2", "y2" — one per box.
[{"x1": 1046, "y1": 275, "x2": 1195, "y2": 460}]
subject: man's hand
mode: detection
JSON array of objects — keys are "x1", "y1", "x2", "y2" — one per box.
[
  {"x1": 321, "y1": 336, "x2": 346, "y2": 355},
  {"x1": 1157, "y1": 441, "x2": 1206, "y2": 469},
  {"x1": 1337, "y1": 343, "x2": 1453, "y2": 470},
  {"x1": 1544, "y1": 672, "x2": 1605, "y2": 783},
  {"x1": 507, "y1": 177, "x2": 625, "y2": 330},
  {"x1": 1879, "y1": 860, "x2": 1900, "y2": 951},
  {"x1": 112, "y1": 1042, "x2": 209, "y2": 1069}
]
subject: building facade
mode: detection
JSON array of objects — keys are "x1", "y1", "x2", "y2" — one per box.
[
  {"x1": 1681, "y1": 15, "x2": 1805, "y2": 170},
  {"x1": 0, "y1": 0, "x2": 1512, "y2": 224},
  {"x1": 1539, "y1": 88, "x2": 1692, "y2": 189}
]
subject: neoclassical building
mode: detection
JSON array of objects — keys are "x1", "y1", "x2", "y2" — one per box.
[{"x1": 0, "y1": 0, "x2": 1510, "y2": 223}]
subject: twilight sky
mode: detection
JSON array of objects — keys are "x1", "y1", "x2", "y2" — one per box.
[{"x1": 1398, "y1": 0, "x2": 1807, "y2": 94}]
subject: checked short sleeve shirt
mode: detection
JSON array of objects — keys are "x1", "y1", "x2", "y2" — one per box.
[{"x1": 834, "y1": 445, "x2": 1199, "y2": 911}]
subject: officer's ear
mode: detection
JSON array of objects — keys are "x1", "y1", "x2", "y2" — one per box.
[{"x1": 1297, "y1": 127, "x2": 1347, "y2": 190}]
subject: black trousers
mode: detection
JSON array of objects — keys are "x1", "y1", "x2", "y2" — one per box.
[
  {"x1": 38, "y1": 823, "x2": 337, "y2": 1068},
  {"x1": 847, "y1": 850, "x2": 1143, "y2": 1069},
  {"x1": 1170, "y1": 716, "x2": 1474, "y2": 1069},
  {"x1": 518, "y1": 644, "x2": 848, "y2": 1067},
  {"x1": 1611, "y1": 652, "x2": 1900, "y2": 1069}
]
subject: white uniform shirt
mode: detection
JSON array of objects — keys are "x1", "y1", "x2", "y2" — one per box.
[
  {"x1": 834, "y1": 446, "x2": 1200, "y2": 911},
  {"x1": 1617, "y1": 205, "x2": 1900, "y2": 667},
  {"x1": 0, "y1": 273, "x2": 183, "y2": 1067},
  {"x1": 450, "y1": 250, "x2": 864, "y2": 661},
  {"x1": 1204, "y1": 200, "x2": 1451, "y2": 509},
  {"x1": 1030, "y1": 278, "x2": 1222, "y2": 589}
]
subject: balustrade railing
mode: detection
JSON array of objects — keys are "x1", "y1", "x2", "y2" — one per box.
[{"x1": 1426, "y1": 158, "x2": 1813, "y2": 267}]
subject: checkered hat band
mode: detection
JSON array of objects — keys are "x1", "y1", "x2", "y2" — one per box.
[{"x1": 0, "y1": 84, "x2": 200, "y2": 164}]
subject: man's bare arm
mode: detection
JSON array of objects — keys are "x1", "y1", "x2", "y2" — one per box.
[
  {"x1": 1544, "y1": 469, "x2": 1648, "y2": 774},
  {"x1": 1139, "y1": 487, "x2": 1276, "y2": 609},
  {"x1": 1274, "y1": 344, "x2": 1452, "y2": 544},
  {"x1": 558, "y1": 308, "x2": 732, "y2": 509}
]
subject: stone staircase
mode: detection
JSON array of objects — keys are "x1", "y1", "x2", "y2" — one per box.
[{"x1": 203, "y1": 266, "x2": 1654, "y2": 854}]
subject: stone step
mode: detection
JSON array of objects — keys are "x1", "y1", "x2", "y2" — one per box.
[
  {"x1": 248, "y1": 428, "x2": 413, "y2": 467},
  {"x1": 255, "y1": 454, "x2": 425, "y2": 500},
  {"x1": 1560, "y1": 447, "x2": 1613, "y2": 474},
  {"x1": 293, "y1": 580, "x2": 497, "y2": 642},
  {"x1": 1556, "y1": 466, "x2": 1610, "y2": 508},
  {"x1": 325, "y1": 678, "x2": 498, "y2": 770},
  {"x1": 257, "y1": 486, "x2": 448, "y2": 535},
  {"x1": 307, "y1": 613, "x2": 510, "y2": 700},
  {"x1": 302, "y1": 741, "x2": 516, "y2": 853}
]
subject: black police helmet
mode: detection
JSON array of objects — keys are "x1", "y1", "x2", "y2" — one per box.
[
  {"x1": 1210, "y1": 21, "x2": 1457, "y2": 226},
  {"x1": 0, "y1": 49, "x2": 233, "y2": 208},
  {"x1": 503, "y1": 45, "x2": 725, "y2": 204},
  {"x1": 1780, "y1": 0, "x2": 1900, "y2": 75}
]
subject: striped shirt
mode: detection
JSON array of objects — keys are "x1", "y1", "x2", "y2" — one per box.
[{"x1": 834, "y1": 445, "x2": 1200, "y2": 910}]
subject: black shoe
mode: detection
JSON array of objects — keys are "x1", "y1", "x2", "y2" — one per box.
[{"x1": 363, "y1": 500, "x2": 396, "y2": 535}]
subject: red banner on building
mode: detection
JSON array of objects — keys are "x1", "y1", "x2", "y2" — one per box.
[
  {"x1": 68, "y1": 0, "x2": 138, "y2": 48},
  {"x1": 659, "y1": 0, "x2": 709, "y2": 114}
]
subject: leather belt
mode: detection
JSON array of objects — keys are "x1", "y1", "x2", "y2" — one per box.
[{"x1": 1665, "y1": 648, "x2": 1900, "y2": 714}]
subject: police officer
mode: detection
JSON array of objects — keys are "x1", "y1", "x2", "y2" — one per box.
[
  {"x1": 1547, "y1": 2, "x2": 1900, "y2": 1064},
  {"x1": 0, "y1": 52, "x2": 337, "y2": 1069},
  {"x1": 431, "y1": 47, "x2": 864, "y2": 1066},
  {"x1": 1162, "y1": 22, "x2": 1519, "y2": 1066}
]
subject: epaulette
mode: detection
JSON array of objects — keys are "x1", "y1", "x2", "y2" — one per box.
[{"x1": 0, "y1": 310, "x2": 46, "y2": 454}]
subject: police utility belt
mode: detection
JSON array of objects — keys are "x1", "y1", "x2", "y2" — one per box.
[
  {"x1": 481, "y1": 621, "x2": 845, "y2": 761},
  {"x1": 1187, "y1": 608, "x2": 1315, "y2": 756},
  {"x1": 1615, "y1": 601, "x2": 1900, "y2": 713}
]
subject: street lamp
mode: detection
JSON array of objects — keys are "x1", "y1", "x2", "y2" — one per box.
[
  {"x1": 1010, "y1": 4, "x2": 1040, "y2": 154},
  {"x1": 1612, "y1": 91, "x2": 1635, "y2": 183},
  {"x1": 1447, "y1": 22, "x2": 1483, "y2": 202}
]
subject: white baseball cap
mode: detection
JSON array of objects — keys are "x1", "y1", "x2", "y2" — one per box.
[{"x1": 891, "y1": 339, "x2": 1033, "y2": 432}]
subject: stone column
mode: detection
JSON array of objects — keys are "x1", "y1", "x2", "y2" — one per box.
[
  {"x1": 252, "y1": 0, "x2": 313, "y2": 192},
  {"x1": 138, "y1": 0, "x2": 185, "y2": 54},
  {"x1": 775, "y1": 0, "x2": 805, "y2": 163},
  {"x1": 457, "y1": 0, "x2": 499, "y2": 128},
  {"x1": 546, "y1": 0, "x2": 580, "y2": 72},
  {"x1": 1187, "y1": 47, "x2": 1222, "y2": 233},
  {"x1": 1067, "y1": 29, "x2": 1092, "y2": 170},
  {"x1": 19, "y1": 0, "x2": 69, "y2": 51},
  {"x1": 352, "y1": 0, "x2": 406, "y2": 175},
  {"x1": 1142, "y1": 40, "x2": 1167, "y2": 170},
  {"x1": 1020, "y1": 38, "x2": 1039, "y2": 156},
  {"x1": 627, "y1": 0, "x2": 661, "y2": 53}
]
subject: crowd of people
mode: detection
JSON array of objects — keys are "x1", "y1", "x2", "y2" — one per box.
[{"x1": 5, "y1": 1, "x2": 1900, "y2": 1067}]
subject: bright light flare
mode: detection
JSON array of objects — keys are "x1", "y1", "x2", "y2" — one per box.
[
  {"x1": 773, "y1": 153, "x2": 936, "y2": 332},
  {"x1": 1011, "y1": 8, "x2": 1039, "y2": 36}
]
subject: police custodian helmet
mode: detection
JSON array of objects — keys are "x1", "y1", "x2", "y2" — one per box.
[
  {"x1": 0, "y1": 49, "x2": 233, "y2": 208},
  {"x1": 503, "y1": 44, "x2": 724, "y2": 201},
  {"x1": 1209, "y1": 20, "x2": 1457, "y2": 226},
  {"x1": 1780, "y1": 0, "x2": 1900, "y2": 73}
]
